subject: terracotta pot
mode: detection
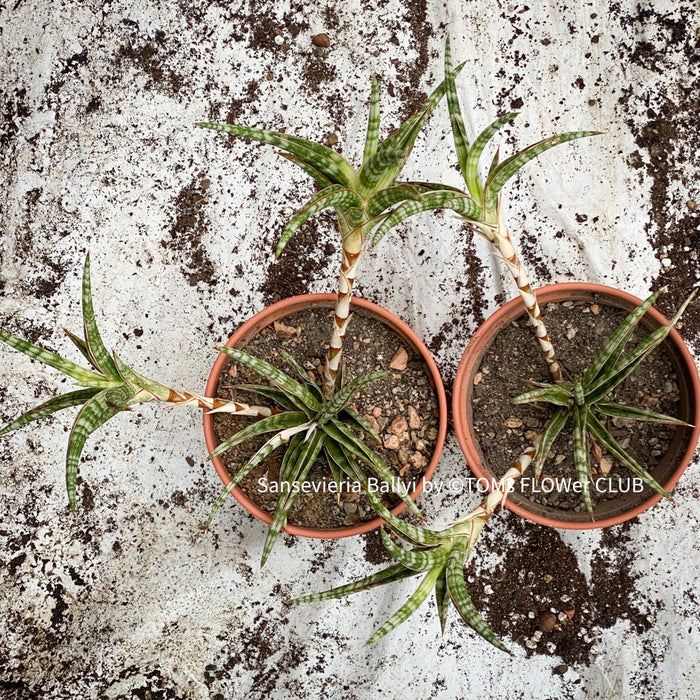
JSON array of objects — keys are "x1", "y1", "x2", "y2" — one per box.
[
  {"x1": 453, "y1": 283, "x2": 700, "y2": 529},
  {"x1": 204, "y1": 294, "x2": 447, "y2": 539}
]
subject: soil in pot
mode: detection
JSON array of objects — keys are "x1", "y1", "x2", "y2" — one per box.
[
  {"x1": 471, "y1": 295, "x2": 686, "y2": 515},
  {"x1": 212, "y1": 306, "x2": 440, "y2": 529}
]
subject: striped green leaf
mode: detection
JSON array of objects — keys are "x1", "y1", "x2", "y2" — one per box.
[
  {"x1": 445, "y1": 538, "x2": 509, "y2": 653},
  {"x1": 513, "y1": 385, "x2": 572, "y2": 406},
  {"x1": 586, "y1": 291, "x2": 695, "y2": 404},
  {"x1": 206, "y1": 429, "x2": 293, "y2": 528},
  {"x1": 324, "y1": 438, "x2": 365, "y2": 483},
  {"x1": 572, "y1": 404, "x2": 594, "y2": 520},
  {"x1": 326, "y1": 419, "x2": 422, "y2": 519},
  {"x1": 62, "y1": 327, "x2": 96, "y2": 369},
  {"x1": 278, "y1": 152, "x2": 334, "y2": 188},
  {"x1": 582, "y1": 291, "x2": 660, "y2": 386},
  {"x1": 279, "y1": 351, "x2": 323, "y2": 402},
  {"x1": 233, "y1": 383, "x2": 307, "y2": 414},
  {"x1": 380, "y1": 528, "x2": 448, "y2": 572},
  {"x1": 362, "y1": 76, "x2": 381, "y2": 165},
  {"x1": 82, "y1": 256, "x2": 121, "y2": 381},
  {"x1": 357, "y1": 148, "x2": 405, "y2": 196},
  {"x1": 371, "y1": 191, "x2": 480, "y2": 247},
  {"x1": 261, "y1": 430, "x2": 325, "y2": 566},
  {"x1": 342, "y1": 406, "x2": 381, "y2": 443},
  {"x1": 276, "y1": 185, "x2": 363, "y2": 258},
  {"x1": 595, "y1": 401, "x2": 690, "y2": 426},
  {"x1": 465, "y1": 113, "x2": 518, "y2": 203},
  {"x1": 289, "y1": 562, "x2": 416, "y2": 604},
  {"x1": 66, "y1": 384, "x2": 134, "y2": 509},
  {"x1": 365, "y1": 565, "x2": 443, "y2": 644},
  {"x1": 218, "y1": 346, "x2": 322, "y2": 412},
  {"x1": 587, "y1": 413, "x2": 671, "y2": 498},
  {"x1": 196, "y1": 122, "x2": 358, "y2": 189},
  {"x1": 365, "y1": 185, "x2": 422, "y2": 218},
  {"x1": 0, "y1": 389, "x2": 99, "y2": 437},
  {"x1": 208, "y1": 411, "x2": 308, "y2": 460},
  {"x1": 0, "y1": 329, "x2": 113, "y2": 388},
  {"x1": 533, "y1": 409, "x2": 569, "y2": 478},
  {"x1": 444, "y1": 38, "x2": 469, "y2": 181},
  {"x1": 112, "y1": 353, "x2": 169, "y2": 401},
  {"x1": 484, "y1": 130, "x2": 599, "y2": 212},
  {"x1": 321, "y1": 371, "x2": 388, "y2": 419},
  {"x1": 435, "y1": 567, "x2": 450, "y2": 635}
]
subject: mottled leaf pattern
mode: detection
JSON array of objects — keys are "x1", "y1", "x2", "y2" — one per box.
[{"x1": 362, "y1": 76, "x2": 381, "y2": 165}]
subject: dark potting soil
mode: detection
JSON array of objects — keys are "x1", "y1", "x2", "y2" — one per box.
[
  {"x1": 472, "y1": 296, "x2": 684, "y2": 515},
  {"x1": 212, "y1": 306, "x2": 440, "y2": 529}
]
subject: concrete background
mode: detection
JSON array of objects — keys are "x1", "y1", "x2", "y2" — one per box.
[{"x1": 1, "y1": 1, "x2": 699, "y2": 698}]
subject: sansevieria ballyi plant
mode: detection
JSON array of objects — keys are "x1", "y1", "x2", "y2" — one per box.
[
  {"x1": 0, "y1": 257, "x2": 279, "y2": 510},
  {"x1": 197, "y1": 62, "x2": 468, "y2": 399},
  {"x1": 371, "y1": 39, "x2": 601, "y2": 384},
  {"x1": 513, "y1": 288, "x2": 696, "y2": 520}
]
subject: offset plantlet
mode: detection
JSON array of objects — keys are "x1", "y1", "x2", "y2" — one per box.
[
  {"x1": 205, "y1": 345, "x2": 423, "y2": 565},
  {"x1": 513, "y1": 289, "x2": 696, "y2": 519},
  {"x1": 290, "y1": 438, "x2": 540, "y2": 652},
  {"x1": 197, "y1": 63, "x2": 476, "y2": 398},
  {"x1": 0, "y1": 257, "x2": 277, "y2": 510},
  {"x1": 372, "y1": 38, "x2": 601, "y2": 384}
]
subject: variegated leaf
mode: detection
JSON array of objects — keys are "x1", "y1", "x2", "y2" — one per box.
[
  {"x1": 321, "y1": 371, "x2": 388, "y2": 420},
  {"x1": 279, "y1": 351, "x2": 323, "y2": 401},
  {"x1": 465, "y1": 113, "x2": 518, "y2": 203},
  {"x1": 573, "y1": 404, "x2": 594, "y2": 520},
  {"x1": 595, "y1": 401, "x2": 690, "y2": 426},
  {"x1": 533, "y1": 409, "x2": 569, "y2": 478},
  {"x1": 365, "y1": 185, "x2": 422, "y2": 218},
  {"x1": 357, "y1": 147, "x2": 404, "y2": 196},
  {"x1": 232, "y1": 383, "x2": 299, "y2": 412},
  {"x1": 371, "y1": 191, "x2": 480, "y2": 247},
  {"x1": 278, "y1": 152, "x2": 334, "y2": 188},
  {"x1": 66, "y1": 384, "x2": 134, "y2": 509},
  {"x1": 435, "y1": 567, "x2": 450, "y2": 635},
  {"x1": 196, "y1": 122, "x2": 358, "y2": 189},
  {"x1": 261, "y1": 430, "x2": 325, "y2": 566},
  {"x1": 208, "y1": 411, "x2": 308, "y2": 459},
  {"x1": 218, "y1": 346, "x2": 322, "y2": 412},
  {"x1": 62, "y1": 327, "x2": 97, "y2": 369},
  {"x1": 81, "y1": 256, "x2": 121, "y2": 381},
  {"x1": 444, "y1": 38, "x2": 469, "y2": 180},
  {"x1": 365, "y1": 565, "x2": 443, "y2": 644},
  {"x1": 276, "y1": 185, "x2": 363, "y2": 257},
  {"x1": 0, "y1": 329, "x2": 112, "y2": 388},
  {"x1": 342, "y1": 406, "x2": 381, "y2": 443},
  {"x1": 445, "y1": 538, "x2": 509, "y2": 653},
  {"x1": 362, "y1": 76, "x2": 381, "y2": 165},
  {"x1": 379, "y1": 528, "x2": 448, "y2": 572},
  {"x1": 582, "y1": 291, "x2": 660, "y2": 386},
  {"x1": 587, "y1": 413, "x2": 671, "y2": 498},
  {"x1": 513, "y1": 385, "x2": 572, "y2": 406},
  {"x1": 289, "y1": 562, "x2": 416, "y2": 604},
  {"x1": 0, "y1": 389, "x2": 99, "y2": 437},
  {"x1": 484, "y1": 130, "x2": 599, "y2": 212}
]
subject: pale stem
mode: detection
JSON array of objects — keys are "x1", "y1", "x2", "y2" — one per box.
[{"x1": 164, "y1": 389, "x2": 281, "y2": 417}]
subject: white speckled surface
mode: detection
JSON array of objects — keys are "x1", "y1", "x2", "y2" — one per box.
[{"x1": 1, "y1": 1, "x2": 699, "y2": 698}]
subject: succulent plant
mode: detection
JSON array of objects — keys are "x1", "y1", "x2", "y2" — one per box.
[
  {"x1": 290, "y1": 438, "x2": 539, "y2": 652},
  {"x1": 197, "y1": 64, "x2": 468, "y2": 399},
  {"x1": 371, "y1": 39, "x2": 601, "y2": 384},
  {"x1": 513, "y1": 289, "x2": 696, "y2": 519},
  {"x1": 0, "y1": 257, "x2": 277, "y2": 510},
  {"x1": 206, "y1": 344, "x2": 423, "y2": 566}
]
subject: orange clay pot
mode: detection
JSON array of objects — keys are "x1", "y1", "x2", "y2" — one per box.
[
  {"x1": 453, "y1": 283, "x2": 700, "y2": 529},
  {"x1": 204, "y1": 293, "x2": 447, "y2": 539}
]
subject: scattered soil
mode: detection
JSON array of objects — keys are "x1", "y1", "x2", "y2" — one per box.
[
  {"x1": 471, "y1": 295, "x2": 688, "y2": 517},
  {"x1": 212, "y1": 305, "x2": 440, "y2": 530}
]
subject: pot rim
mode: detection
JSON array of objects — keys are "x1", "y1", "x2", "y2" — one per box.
[
  {"x1": 204, "y1": 293, "x2": 448, "y2": 539},
  {"x1": 453, "y1": 282, "x2": 700, "y2": 530}
]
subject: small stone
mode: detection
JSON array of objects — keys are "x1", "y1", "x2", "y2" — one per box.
[
  {"x1": 553, "y1": 664, "x2": 568, "y2": 675},
  {"x1": 316, "y1": 364, "x2": 325, "y2": 375},
  {"x1": 383, "y1": 434, "x2": 400, "y2": 450},
  {"x1": 389, "y1": 348, "x2": 408, "y2": 371},
  {"x1": 504, "y1": 416, "x2": 523, "y2": 429},
  {"x1": 592, "y1": 443, "x2": 603, "y2": 462},
  {"x1": 389, "y1": 415, "x2": 408, "y2": 435},
  {"x1": 565, "y1": 609, "x2": 575, "y2": 619},
  {"x1": 661, "y1": 257, "x2": 672, "y2": 268},
  {"x1": 364, "y1": 414, "x2": 380, "y2": 432},
  {"x1": 539, "y1": 613, "x2": 558, "y2": 632},
  {"x1": 343, "y1": 501, "x2": 358, "y2": 514},
  {"x1": 407, "y1": 405, "x2": 421, "y2": 429},
  {"x1": 274, "y1": 321, "x2": 297, "y2": 336},
  {"x1": 474, "y1": 371, "x2": 484, "y2": 385},
  {"x1": 409, "y1": 451, "x2": 427, "y2": 469},
  {"x1": 557, "y1": 611, "x2": 569, "y2": 622},
  {"x1": 590, "y1": 304, "x2": 600, "y2": 315},
  {"x1": 525, "y1": 639, "x2": 538, "y2": 649},
  {"x1": 372, "y1": 406, "x2": 382, "y2": 418},
  {"x1": 227, "y1": 365, "x2": 238, "y2": 378},
  {"x1": 543, "y1": 574, "x2": 553, "y2": 583},
  {"x1": 525, "y1": 430, "x2": 537, "y2": 441},
  {"x1": 274, "y1": 34, "x2": 285, "y2": 46},
  {"x1": 398, "y1": 446, "x2": 411, "y2": 465},
  {"x1": 324, "y1": 132, "x2": 338, "y2": 146},
  {"x1": 566, "y1": 327, "x2": 577, "y2": 340},
  {"x1": 599, "y1": 456, "x2": 614, "y2": 475},
  {"x1": 687, "y1": 200, "x2": 698, "y2": 211},
  {"x1": 414, "y1": 438, "x2": 426, "y2": 452},
  {"x1": 312, "y1": 33, "x2": 331, "y2": 48}
]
